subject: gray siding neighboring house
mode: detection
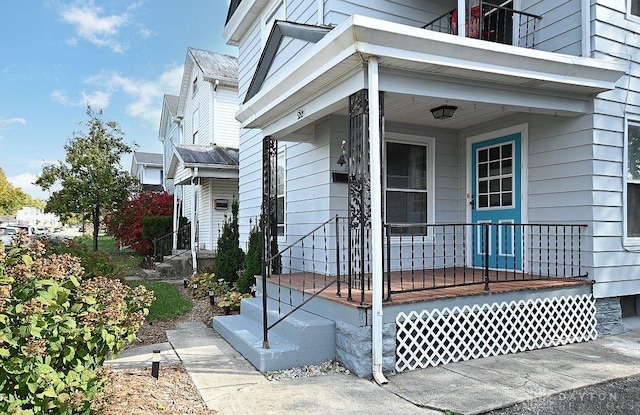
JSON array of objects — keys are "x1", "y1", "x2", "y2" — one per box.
[
  {"x1": 130, "y1": 151, "x2": 164, "y2": 192},
  {"x1": 219, "y1": 0, "x2": 639, "y2": 378}
]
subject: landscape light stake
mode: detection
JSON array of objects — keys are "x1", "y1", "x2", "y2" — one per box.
[
  {"x1": 209, "y1": 290, "x2": 215, "y2": 306},
  {"x1": 151, "y1": 349, "x2": 160, "y2": 379},
  {"x1": 183, "y1": 278, "x2": 188, "y2": 288}
]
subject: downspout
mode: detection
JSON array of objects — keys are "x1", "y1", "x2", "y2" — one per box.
[
  {"x1": 581, "y1": 0, "x2": 591, "y2": 57},
  {"x1": 191, "y1": 168, "x2": 199, "y2": 275},
  {"x1": 211, "y1": 79, "x2": 219, "y2": 247},
  {"x1": 368, "y1": 56, "x2": 388, "y2": 385}
]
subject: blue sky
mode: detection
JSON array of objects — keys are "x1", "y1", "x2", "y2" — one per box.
[{"x1": 0, "y1": 0, "x2": 237, "y2": 199}]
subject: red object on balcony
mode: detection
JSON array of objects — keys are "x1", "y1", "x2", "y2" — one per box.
[{"x1": 450, "y1": 6, "x2": 481, "y2": 38}]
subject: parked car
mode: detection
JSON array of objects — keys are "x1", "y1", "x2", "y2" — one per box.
[{"x1": 1, "y1": 227, "x2": 18, "y2": 245}]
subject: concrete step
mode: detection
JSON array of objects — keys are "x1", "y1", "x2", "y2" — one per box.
[
  {"x1": 239, "y1": 297, "x2": 333, "y2": 344},
  {"x1": 213, "y1": 298, "x2": 336, "y2": 372}
]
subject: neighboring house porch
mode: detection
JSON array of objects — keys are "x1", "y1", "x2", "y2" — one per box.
[{"x1": 216, "y1": 4, "x2": 630, "y2": 381}]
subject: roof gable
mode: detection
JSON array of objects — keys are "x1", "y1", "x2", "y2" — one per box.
[
  {"x1": 158, "y1": 94, "x2": 179, "y2": 139},
  {"x1": 244, "y1": 21, "x2": 332, "y2": 103},
  {"x1": 177, "y1": 48, "x2": 238, "y2": 117}
]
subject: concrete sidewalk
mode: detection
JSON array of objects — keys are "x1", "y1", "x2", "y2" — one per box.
[{"x1": 106, "y1": 322, "x2": 640, "y2": 415}]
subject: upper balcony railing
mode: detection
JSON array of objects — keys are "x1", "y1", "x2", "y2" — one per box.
[{"x1": 423, "y1": 1, "x2": 542, "y2": 49}]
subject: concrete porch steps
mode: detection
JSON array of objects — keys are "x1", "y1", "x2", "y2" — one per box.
[{"x1": 213, "y1": 297, "x2": 335, "y2": 372}]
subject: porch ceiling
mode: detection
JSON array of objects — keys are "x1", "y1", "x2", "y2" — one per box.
[{"x1": 239, "y1": 15, "x2": 626, "y2": 137}]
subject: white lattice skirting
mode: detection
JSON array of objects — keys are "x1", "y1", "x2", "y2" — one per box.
[{"x1": 395, "y1": 294, "x2": 597, "y2": 372}]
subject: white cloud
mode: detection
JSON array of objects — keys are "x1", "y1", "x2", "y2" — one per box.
[
  {"x1": 0, "y1": 117, "x2": 26, "y2": 127},
  {"x1": 50, "y1": 89, "x2": 111, "y2": 109},
  {"x1": 60, "y1": 1, "x2": 128, "y2": 52},
  {"x1": 0, "y1": 117, "x2": 26, "y2": 140},
  {"x1": 7, "y1": 173, "x2": 57, "y2": 201},
  {"x1": 85, "y1": 65, "x2": 183, "y2": 125}
]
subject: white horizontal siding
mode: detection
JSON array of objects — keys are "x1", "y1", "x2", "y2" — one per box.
[
  {"x1": 238, "y1": 128, "x2": 263, "y2": 247},
  {"x1": 591, "y1": 0, "x2": 640, "y2": 297},
  {"x1": 215, "y1": 87, "x2": 240, "y2": 148},
  {"x1": 211, "y1": 178, "x2": 239, "y2": 249},
  {"x1": 199, "y1": 180, "x2": 212, "y2": 249},
  {"x1": 522, "y1": 0, "x2": 582, "y2": 55}
]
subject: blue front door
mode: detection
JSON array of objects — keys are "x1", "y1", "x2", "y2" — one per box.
[{"x1": 471, "y1": 133, "x2": 522, "y2": 270}]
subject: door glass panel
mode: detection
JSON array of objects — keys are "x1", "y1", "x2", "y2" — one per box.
[{"x1": 476, "y1": 141, "x2": 514, "y2": 209}]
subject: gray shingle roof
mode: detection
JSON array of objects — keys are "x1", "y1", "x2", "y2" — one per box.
[
  {"x1": 134, "y1": 151, "x2": 163, "y2": 165},
  {"x1": 189, "y1": 48, "x2": 238, "y2": 83},
  {"x1": 164, "y1": 94, "x2": 178, "y2": 116},
  {"x1": 175, "y1": 144, "x2": 239, "y2": 167}
]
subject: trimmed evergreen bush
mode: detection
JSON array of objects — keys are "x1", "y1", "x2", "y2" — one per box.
[
  {"x1": 215, "y1": 199, "x2": 245, "y2": 285},
  {"x1": 236, "y1": 222, "x2": 261, "y2": 294}
]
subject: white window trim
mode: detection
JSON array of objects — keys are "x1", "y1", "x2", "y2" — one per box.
[
  {"x1": 192, "y1": 108, "x2": 199, "y2": 144},
  {"x1": 623, "y1": 118, "x2": 640, "y2": 250},
  {"x1": 276, "y1": 145, "x2": 286, "y2": 239},
  {"x1": 627, "y1": 0, "x2": 640, "y2": 21},
  {"x1": 384, "y1": 132, "x2": 436, "y2": 240}
]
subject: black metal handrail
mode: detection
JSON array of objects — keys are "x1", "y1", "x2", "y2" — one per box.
[
  {"x1": 152, "y1": 223, "x2": 191, "y2": 262},
  {"x1": 264, "y1": 215, "x2": 341, "y2": 331},
  {"x1": 382, "y1": 222, "x2": 587, "y2": 300},
  {"x1": 423, "y1": 1, "x2": 542, "y2": 48}
]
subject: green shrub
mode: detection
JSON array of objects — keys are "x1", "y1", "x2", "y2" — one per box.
[
  {"x1": 218, "y1": 291, "x2": 252, "y2": 311},
  {"x1": 236, "y1": 223, "x2": 262, "y2": 294},
  {"x1": 41, "y1": 237, "x2": 122, "y2": 280},
  {"x1": 0, "y1": 239, "x2": 153, "y2": 414},
  {"x1": 188, "y1": 273, "x2": 229, "y2": 300},
  {"x1": 215, "y1": 199, "x2": 245, "y2": 284},
  {"x1": 141, "y1": 215, "x2": 173, "y2": 258}
]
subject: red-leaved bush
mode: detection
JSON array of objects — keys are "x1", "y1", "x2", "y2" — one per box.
[{"x1": 105, "y1": 191, "x2": 173, "y2": 254}]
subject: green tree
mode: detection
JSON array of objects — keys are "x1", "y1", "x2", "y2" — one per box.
[
  {"x1": 0, "y1": 167, "x2": 43, "y2": 214},
  {"x1": 36, "y1": 107, "x2": 138, "y2": 252}
]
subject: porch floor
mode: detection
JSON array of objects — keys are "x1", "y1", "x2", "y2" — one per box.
[{"x1": 262, "y1": 268, "x2": 593, "y2": 309}]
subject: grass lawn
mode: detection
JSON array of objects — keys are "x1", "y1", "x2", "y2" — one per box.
[
  {"x1": 78, "y1": 234, "x2": 193, "y2": 321},
  {"x1": 76, "y1": 234, "x2": 142, "y2": 270},
  {"x1": 129, "y1": 281, "x2": 193, "y2": 321}
]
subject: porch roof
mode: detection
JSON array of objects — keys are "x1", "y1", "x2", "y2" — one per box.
[
  {"x1": 167, "y1": 144, "x2": 239, "y2": 185},
  {"x1": 238, "y1": 14, "x2": 626, "y2": 137}
]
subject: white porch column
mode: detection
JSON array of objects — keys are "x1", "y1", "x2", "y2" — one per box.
[
  {"x1": 457, "y1": 0, "x2": 466, "y2": 37},
  {"x1": 172, "y1": 190, "x2": 178, "y2": 251},
  {"x1": 368, "y1": 56, "x2": 388, "y2": 385},
  {"x1": 191, "y1": 172, "x2": 198, "y2": 275}
]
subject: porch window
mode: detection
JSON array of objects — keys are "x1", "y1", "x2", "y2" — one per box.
[
  {"x1": 627, "y1": 122, "x2": 640, "y2": 238},
  {"x1": 386, "y1": 141, "x2": 429, "y2": 234},
  {"x1": 276, "y1": 147, "x2": 285, "y2": 236}
]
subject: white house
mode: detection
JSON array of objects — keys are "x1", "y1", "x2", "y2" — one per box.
[
  {"x1": 166, "y1": 48, "x2": 240, "y2": 261},
  {"x1": 130, "y1": 151, "x2": 164, "y2": 192},
  {"x1": 158, "y1": 94, "x2": 179, "y2": 196},
  {"x1": 215, "y1": 0, "x2": 640, "y2": 381}
]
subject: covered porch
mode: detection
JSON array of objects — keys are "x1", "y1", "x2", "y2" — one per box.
[{"x1": 220, "y1": 14, "x2": 626, "y2": 379}]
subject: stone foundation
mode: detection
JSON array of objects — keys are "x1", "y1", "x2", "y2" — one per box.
[
  {"x1": 335, "y1": 321, "x2": 396, "y2": 378},
  {"x1": 595, "y1": 297, "x2": 624, "y2": 336}
]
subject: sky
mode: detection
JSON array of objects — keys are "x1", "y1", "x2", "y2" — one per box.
[{"x1": 0, "y1": 0, "x2": 237, "y2": 200}]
